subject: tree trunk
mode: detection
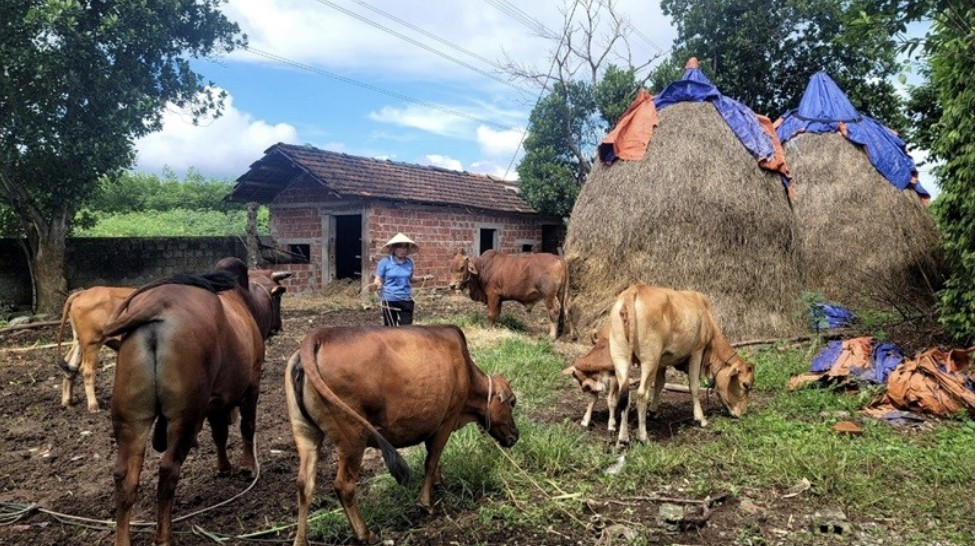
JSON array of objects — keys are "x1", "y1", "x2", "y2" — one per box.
[
  {"x1": 31, "y1": 214, "x2": 70, "y2": 316},
  {"x1": 246, "y1": 202, "x2": 260, "y2": 268}
]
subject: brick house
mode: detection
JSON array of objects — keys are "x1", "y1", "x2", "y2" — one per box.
[{"x1": 228, "y1": 143, "x2": 565, "y2": 293}]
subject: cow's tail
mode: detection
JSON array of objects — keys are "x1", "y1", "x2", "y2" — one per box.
[
  {"x1": 613, "y1": 288, "x2": 639, "y2": 420},
  {"x1": 297, "y1": 334, "x2": 410, "y2": 486},
  {"x1": 55, "y1": 292, "x2": 80, "y2": 376},
  {"x1": 559, "y1": 255, "x2": 571, "y2": 338}
]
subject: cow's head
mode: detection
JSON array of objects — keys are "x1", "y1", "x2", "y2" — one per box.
[
  {"x1": 712, "y1": 355, "x2": 754, "y2": 418},
  {"x1": 561, "y1": 327, "x2": 615, "y2": 393},
  {"x1": 483, "y1": 375, "x2": 519, "y2": 447},
  {"x1": 448, "y1": 249, "x2": 477, "y2": 291},
  {"x1": 248, "y1": 269, "x2": 293, "y2": 338}
]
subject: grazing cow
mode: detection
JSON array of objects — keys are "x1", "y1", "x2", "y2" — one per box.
[
  {"x1": 104, "y1": 258, "x2": 290, "y2": 546},
  {"x1": 448, "y1": 249, "x2": 569, "y2": 339},
  {"x1": 56, "y1": 286, "x2": 135, "y2": 412},
  {"x1": 609, "y1": 284, "x2": 755, "y2": 447},
  {"x1": 285, "y1": 325, "x2": 519, "y2": 544}
]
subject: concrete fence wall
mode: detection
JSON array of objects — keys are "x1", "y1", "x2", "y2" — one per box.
[{"x1": 0, "y1": 237, "x2": 248, "y2": 310}]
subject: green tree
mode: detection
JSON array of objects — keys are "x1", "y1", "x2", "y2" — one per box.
[
  {"x1": 0, "y1": 1, "x2": 243, "y2": 314},
  {"x1": 925, "y1": 2, "x2": 974, "y2": 343},
  {"x1": 660, "y1": 0, "x2": 907, "y2": 126}
]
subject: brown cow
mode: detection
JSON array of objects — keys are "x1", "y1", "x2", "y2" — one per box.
[
  {"x1": 608, "y1": 284, "x2": 755, "y2": 447},
  {"x1": 56, "y1": 286, "x2": 135, "y2": 412},
  {"x1": 104, "y1": 258, "x2": 290, "y2": 546},
  {"x1": 285, "y1": 325, "x2": 519, "y2": 544},
  {"x1": 448, "y1": 249, "x2": 569, "y2": 339}
]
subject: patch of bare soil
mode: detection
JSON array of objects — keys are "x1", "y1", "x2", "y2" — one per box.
[{"x1": 0, "y1": 293, "x2": 925, "y2": 546}]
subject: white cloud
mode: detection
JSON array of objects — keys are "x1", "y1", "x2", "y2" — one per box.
[
  {"x1": 368, "y1": 105, "x2": 469, "y2": 138},
  {"x1": 422, "y1": 154, "x2": 464, "y2": 172},
  {"x1": 476, "y1": 125, "x2": 524, "y2": 158},
  {"x1": 134, "y1": 90, "x2": 299, "y2": 179}
]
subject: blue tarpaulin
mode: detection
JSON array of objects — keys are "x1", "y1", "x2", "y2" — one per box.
[
  {"x1": 809, "y1": 338, "x2": 903, "y2": 385},
  {"x1": 656, "y1": 65, "x2": 777, "y2": 164},
  {"x1": 809, "y1": 302, "x2": 855, "y2": 331},
  {"x1": 777, "y1": 72, "x2": 929, "y2": 199}
]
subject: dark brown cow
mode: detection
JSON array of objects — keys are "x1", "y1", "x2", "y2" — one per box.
[
  {"x1": 104, "y1": 258, "x2": 290, "y2": 546},
  {"x1": 609, "y1": 284, "x2": 755, "y2": 447},
  {"x1": 448, "y1": 249, "x2": 569, "y2": 339},
  {"x1": 285, "y1": 325, "x2": 519, "y2": 544},
  {"x1": 56, "y1": 286, "x2": 135, "y2": 412}
]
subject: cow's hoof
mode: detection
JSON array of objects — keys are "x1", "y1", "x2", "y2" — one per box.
[
  {"x1": 87, "y1": 405, "x2": 100, "y2": 414},
  {"x1": 696, "y1": 419, "x2": 709, "y2": 428}
]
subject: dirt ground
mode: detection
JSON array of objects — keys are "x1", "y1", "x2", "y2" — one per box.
[{"x1": 0, "y1": 290, "x2": 949, "y2": 545}]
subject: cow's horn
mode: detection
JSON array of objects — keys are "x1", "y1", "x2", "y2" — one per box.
[{"x1": 272, "y1": 271, "x2": 293, "y2": 281}]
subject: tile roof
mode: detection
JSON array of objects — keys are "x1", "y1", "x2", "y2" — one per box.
[{"x1": 229, "y1": 143, "x2": 539, "y2": 215}]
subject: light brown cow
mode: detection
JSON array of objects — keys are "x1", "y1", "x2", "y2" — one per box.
[
  {"x1": 105, "y1": 258, "x2": 290, "y2": 546},
  {"x1": 285, "y1": 325, "x2": 519, "y2": 544},
  {"x1": 56, "y1": 286, "x2": 136, "y2": 413},
  {"x1": 448, "y1": 249, "x2": 569, "y2": 339},
  {"x1": 608, "y1": 284, "x2": 755, "y2": 447}
]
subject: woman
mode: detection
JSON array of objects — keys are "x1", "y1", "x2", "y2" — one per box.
[{"x1": 372, "y1": 232, "x2": 418, "y2": 326}]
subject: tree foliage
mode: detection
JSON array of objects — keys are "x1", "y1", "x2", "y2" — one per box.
[
  {"x1": 0, "y1": 0, "x2": 243, "y2": 313},
  {"x1": 924, "y1": 2, "x2": 975, "y2": 343},
  {"x1": 660, "y1": 0, "x2": 907, "y2": 127}
]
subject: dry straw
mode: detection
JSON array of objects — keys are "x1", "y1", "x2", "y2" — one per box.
[
  {"x1": 785, "y1": 132, "x2": 943, "y2": 315},
  {"x1": 565, "y1": 101, "x2": 805, "y2": 342}
]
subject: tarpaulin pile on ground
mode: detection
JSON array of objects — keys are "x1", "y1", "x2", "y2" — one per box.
[{"x1": 790, "y1": 338, "x2": 975, "y2": 419}]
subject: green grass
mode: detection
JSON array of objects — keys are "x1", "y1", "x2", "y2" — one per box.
[{"x1": 304, "y1": 332, "x2": 976, "y2": 545}]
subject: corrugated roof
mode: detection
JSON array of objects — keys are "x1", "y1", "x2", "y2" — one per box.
[{"x1": 229, "y1": 143, "x2": 537, "y2": 214}]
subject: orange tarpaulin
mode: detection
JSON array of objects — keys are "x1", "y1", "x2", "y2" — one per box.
[
  {"x1": 870, "y1": 347, "x2": 975, "y2": 418},
  {"x1": 598, "y1": 88, "x2": 659, "y2": 163}
]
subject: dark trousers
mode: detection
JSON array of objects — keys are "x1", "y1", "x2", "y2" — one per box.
[{"x1": 381, "y1": 299, "x2": 414, "y2": 326}]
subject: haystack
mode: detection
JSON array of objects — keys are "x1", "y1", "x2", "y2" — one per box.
[
  {"x1": 777, "y1": 72, "x2": 943, "y2": 314},
  {"x1": 785, "y1": 132, "x2": 942, "y2": 312},
  {"x1": 565, "y1": 100, "x2": 804, "y2": 342}
]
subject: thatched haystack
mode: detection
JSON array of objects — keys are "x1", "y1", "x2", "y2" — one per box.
[
  {"x1": 785, "y1": 132, "x2": 943, "y2": 313},
  {"x1": 565, "y1": 101, "x2": 805, "y2": 342}
]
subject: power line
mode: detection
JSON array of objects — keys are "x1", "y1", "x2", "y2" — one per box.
[
  {"x1": 242, "y1": 45, "x2": 517, "y2": 132},
  {"x1": 482, "y1": 0, "x2": 559, "y2": 38},
  {"x1": 348, "y1": 0, "x2": 504, "y2": 71},
  {"x1": 309, "y1": 0, "x2": 529, "y2": 92}
]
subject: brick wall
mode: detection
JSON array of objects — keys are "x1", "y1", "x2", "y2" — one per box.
[
  {"x1": 367, "y1": 204, "x2": 548, "y2": 286},
  {"x1": 0, "y1": 237, "x2": 248, "y2": 309}
]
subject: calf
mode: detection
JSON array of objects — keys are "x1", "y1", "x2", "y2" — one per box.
[
  {"x1": 561, "y1": 326, "x2": 626, "y2": 429},
  {"x1": 609, "y1": 284, "x2": 755, "y2": 447},
  {"x1": 285, "y1": 325, "x2": 519, "y2": 544},
  {"x1": 56, "y1": 286, "x2": 135, "y2": 412},
  {"x1": 105, "y1": 258, "x2": 290, "y2": 546}
]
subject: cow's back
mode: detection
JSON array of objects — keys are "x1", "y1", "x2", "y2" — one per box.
[
  {"x1": 616, "y1": 284, "x2": 714, "y2": 365},
  {"x1": 310, "y1": 325, "x2": 472, "y2": 447},
  {"x1": 480, "y1": 251, "x2": 566, "y2": 301}
]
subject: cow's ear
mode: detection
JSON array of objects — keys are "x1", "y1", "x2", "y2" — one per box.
[
  {"x1": 458, "y1": 248, "x2": 467, "y2": 256},
  {"x1": 272, "y1": 285, "x2": 286, "y2": 296},
  {"x1": 467, "y1": 259, "x2": 478, "y2": 275},
  {"x1": 589, "y1": 330, "x2": 600, "y2": 345}
]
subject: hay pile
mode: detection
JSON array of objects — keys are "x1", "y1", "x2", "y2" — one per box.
[
  {"x1": 565, "y1": 101, "x2": 805, "y2": 342},
  {"x1": 785, "y1": 132, "x2": 943, "y2": 313}
]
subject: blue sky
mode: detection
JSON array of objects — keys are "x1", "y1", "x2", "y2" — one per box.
[
  {"x1": 130, "y1": 1, "x2": 936, "y2": 194},
  {"x1": 133, "y1": 0, "x2": 675, "y2": 182}
]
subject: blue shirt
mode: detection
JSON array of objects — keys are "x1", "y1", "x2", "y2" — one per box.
[{"x1": 376, "y1": 255, "x2": 413, "y2": 301}]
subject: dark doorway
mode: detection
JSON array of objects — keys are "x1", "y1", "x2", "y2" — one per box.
[
  {"x1": 335, "y1": 215, "x2": 362, "y2": 280},
  {"x1": 542, "y1": 224, "x2": 565, "y2": 254},
  {"x1": 479, "y1": 228, "x2": 496, "y2": 255}
]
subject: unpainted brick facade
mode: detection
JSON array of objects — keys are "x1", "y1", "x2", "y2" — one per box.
[{"x1": 268, "y1": 179, "x2": 562, "y2": 294}]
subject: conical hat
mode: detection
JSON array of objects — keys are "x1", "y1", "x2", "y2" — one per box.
[{"x1": 381, "y1": 232, "x2": 419, "y2": 254}]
